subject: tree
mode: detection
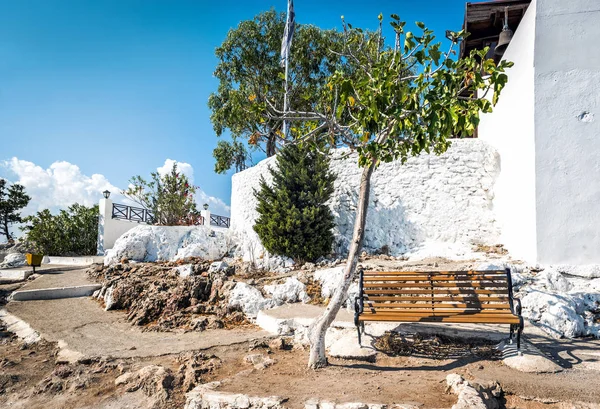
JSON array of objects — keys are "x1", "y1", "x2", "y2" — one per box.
[
  {"x1": 0, "y1": 179, "x2": 31, "y2": 241},
  {"x1": 255, "y1": 14, "x2": 513, "y2": 368},
  {"x1": 253, "y1": 143, "x2": 336, "y2": 263},
  {"x1": 23, "y1": 204, "x2": 98, "y2": 255},
  {"x1": 209, "y1": 10, "x2": 344, "y2": 173},
  {"x1": 123, "y1": 163, "x2": 198, "y2": 226}
]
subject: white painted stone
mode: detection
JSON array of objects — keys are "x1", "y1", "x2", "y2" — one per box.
[
  {"x1": 228, "y1": 282, "x2": 275, "y2": 319},
  {"x1": 0, "y1": 253, "x2": 26, "y2": 268},
  {"x1": 327, "y1": 330, "x2": 377, "y2": 361},
  {"x1": 209, "y1": 260, "x2": 229, "y2": 274},
  {"x1": 104, "y1": 225, "x2": 230, "y2": 265},
  {"x1": 231, "y1": 140, "x2": 500, "y2": 261},
  {"x1": 518, "y1": 266, "x2": 600, "y2": 338},
  {"x1": 264, "y1": 277, "x2": 310, "y2": 304},
  {"x1": 176, "y1": 264, "x2": 194, "y2": 277},
  {"x1": 313, "y1": 267, "x2": 359, "y2": 309},
  {"x1": 499, "y1": 340, "x2": 562, "y2": 373}
]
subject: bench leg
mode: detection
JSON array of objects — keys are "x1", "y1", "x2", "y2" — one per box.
[
  {"x1": 517, "y1": 319, "x2": 524, "y2": 352},
  {"x1": 357, "y1": 324, "x2": 362, "y2": 347},
  {"x1": 509, "y1": 324, "x2": 514, "y2": 344}
]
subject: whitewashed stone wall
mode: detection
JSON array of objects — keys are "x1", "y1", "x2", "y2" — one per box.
[{"x1": 230, "y1": 139, "x2": 500, "y2": 260}]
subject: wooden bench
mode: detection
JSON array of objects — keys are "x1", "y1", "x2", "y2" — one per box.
[{"x1": 354, "y1": 268, "x2": 524, "y2": 350}]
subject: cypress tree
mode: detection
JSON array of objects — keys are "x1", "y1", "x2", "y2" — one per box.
[{"x1": 253, "y1": 144, "x2": 336, "y2": 263}]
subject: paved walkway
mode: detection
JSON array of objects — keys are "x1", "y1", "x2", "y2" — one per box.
[
  {"x1": 3, "y1": 267, "x2": 270, "y2": 360},
  {"x1": 6, "y1": 297, "x2": 270, "y2": 359},
  {"x1": 16, "y1": 267, "x2": 94, "y2": 290}
]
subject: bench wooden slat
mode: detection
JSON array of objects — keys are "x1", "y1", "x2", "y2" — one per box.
[
  {"x1": 363, "y1": 309, "x2": 512, "y2": 315},
  {"x1": 364, "y1": 289, "x2": 509, "y2": 295},
  {"x1": 362, "y1": 275, "x2": 507, "y2": 282},
  {"x1": 362, "y1": 295, "x2": 508, "y2": 302},
  {"x1": 363, "y1": 270, "x2": 505, "y2": 276},
  {"x1": 364, "y1": 282, "x2": 508, "y2": 288},
  {"x1": 361, "y1": 310, "x2": 516, "y2": 317},
  {"x1": 358, "y1": 314, "x2": 521, "y2": 324},
  {"x1": 363, "y1": 302, "x2": 512, "y2": 309}
]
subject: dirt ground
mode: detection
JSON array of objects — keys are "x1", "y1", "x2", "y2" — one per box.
[{"x1": 2, "y1": 323, "x2": 600, "y2": 409}]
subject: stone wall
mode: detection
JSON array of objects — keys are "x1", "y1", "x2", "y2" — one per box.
[{"x1": 230, "y1": 139, "x2": 500, "y2": 260}]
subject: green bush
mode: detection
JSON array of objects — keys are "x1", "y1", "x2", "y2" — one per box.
[
  {"x1": 122, "y1": 163, "x2": 198, "y2": 226},
  {"x1": 22, "y1": 203, "x2": 98, "y2": 256},
  {"x1": 253, "y1": 144, "x2": 336, "y2": 263}
]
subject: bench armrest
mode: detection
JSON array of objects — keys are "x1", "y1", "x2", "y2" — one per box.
[
  {"x1": 354, "y1": 295, "x2": 363, "y2": 314},
  {"x1": 512, "y1": 297, "x2": 522, "y2": 317}
]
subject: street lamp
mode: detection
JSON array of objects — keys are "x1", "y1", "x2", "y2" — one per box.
[
  {"x1": 103, "y1": 190, "x2": 111, "y2": 199},
  {"x1": 203, "y1": 203, "x2": 209, "y2": 210}
]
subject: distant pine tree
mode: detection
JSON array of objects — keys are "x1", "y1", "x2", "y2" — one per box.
[{"x1": 253, "y1": 144, "x2": 336, "y2": 263}]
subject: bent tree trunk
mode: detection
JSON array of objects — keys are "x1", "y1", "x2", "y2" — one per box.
[{"x1": 307, "y1": 160, "x2": 376, "y2": 369}]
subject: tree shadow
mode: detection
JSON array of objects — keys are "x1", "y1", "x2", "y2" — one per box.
[{"x1": 332, "y1": 183, "x2": 423, "y2": 256}]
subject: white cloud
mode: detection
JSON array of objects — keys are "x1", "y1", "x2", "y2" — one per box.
[
  {"x1": 2, "y1": 157, "x2": 120, "y2": 217},
  {"x1": 1, "y1": 157, "x2": 231, "y2": 219}
]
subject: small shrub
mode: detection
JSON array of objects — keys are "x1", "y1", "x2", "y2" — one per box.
[
  {"x1": 253, "y1": 144, "x2": 336, "y2": 263},
  {"x1": 23, "y1": 204, "x2": 98, "y2": 256}
]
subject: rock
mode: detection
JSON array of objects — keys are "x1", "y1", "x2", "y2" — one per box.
[
  {"x1": 0, "y1": 253, "x2": 27, "y2": 268},
  {"x1": 115, "y1": 365, "x2": 174, "y2": 399},
  {"x1": 498, "y1": 341, "x2": 562, "y2": 373},
  {"x1": 115, "y1": 372, "x2": 135, "y2": 386},
  {"x1": 244, "y1": 353, "x2": 276, "y2": 370},
  {"x1": 254, "y1": 255, "x2": 295, "y2": 274},
  {"x1": 521, "y1": 291, "x2": 585, "y2": 338},
  {"x1": 177, "y1": 264, "x2": 194, "y2": 278},
  {"x1": 209, "y1": 261, "x2": 229, "y2": 274},
  {"x1": 185, "y1": 383, "x2": 286, "y2": 409},
  {"x1": 264, "y1": 277, "x2": 310, "y2": 305},
  {"x1": 228, "y1": 282, "x2": 275, "y2": 318},
  {"x1": 518, "y1": 266, "x2": 600, "y2": 339},
  {"x1": 328, "y1": 333, "x2": 377, "y2": 362},
  {"x1": 446, "y1": 374, "x2": 498, "y2": 409},
  {"x1": 104, "y1": 225, "x2": 231, "y2": 266},
  {"x1": 313, "y1": 267, "x2": 359, "y2": 309},
  {"x1": 267, "y1": 338, "x2": 288, "y2": 351}
]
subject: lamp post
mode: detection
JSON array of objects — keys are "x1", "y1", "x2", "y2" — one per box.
[
  {"x1": 103, "y1": 190, "x2": 111, "y2": 199},
  {"x1": 201, "y1": 203, "x2": 210, "y2": 226}
]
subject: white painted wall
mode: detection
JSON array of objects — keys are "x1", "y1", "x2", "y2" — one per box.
[
  {"x1": 96, "y1": 198, "x2": 147, "y2": 255},
  {"x1": 533, "y1": 0, "x2": 600, "y2": 264},
  {"x1": 478, "y1": 0, "x2": 537, "y2": 263},
  {"x1": 231, "y1": 139, "x2": 501, "y2": 260}
]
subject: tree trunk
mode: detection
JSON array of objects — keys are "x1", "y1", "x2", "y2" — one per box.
[
  {"x1": 307, "y1": 160, "x2": 376, "y2": 369},
  {"x1": 1, "y1": 215, "x2": 9, "y2": 240},
  {"x1": 266, "y1": 131, "x2": 276, "y2": 157}
]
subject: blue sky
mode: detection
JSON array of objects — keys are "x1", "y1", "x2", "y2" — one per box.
[{"x1": 0, "y1": 0, "x2": 474, "y2": 216}]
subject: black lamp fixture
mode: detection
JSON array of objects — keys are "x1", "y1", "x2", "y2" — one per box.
[
  {"x1": 203, "y1": 203, "x2": 209, "y2": 210},
  {"x1": 103, "y1": 190, "x2": 111, "y2": 199}
]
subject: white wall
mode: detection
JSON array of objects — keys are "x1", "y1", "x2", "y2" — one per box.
[
  {"x1": 230, "y1": 139, "x2": 501, "y2": 260},
  {"x1": 97, "y1": 198, "x2": 149, "y2": 255},
  {"x1": 478, "y1": 0, "x2": 537, "y2": 263},
  {"x1": 533, "y1": 0, "x2": 600, "y2": 264}
]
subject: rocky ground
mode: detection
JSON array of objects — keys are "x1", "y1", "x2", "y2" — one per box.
[{"x1": 1, "y1": 253, "x2": 599, "y2": 408}]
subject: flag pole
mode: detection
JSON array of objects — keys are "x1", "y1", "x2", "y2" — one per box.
[
  {"x1": 282, "y1": 0, "x2": 291, "y2": 139},
  {"x1": 283, "y1": 45, "x2": 290, "y2": 139}
]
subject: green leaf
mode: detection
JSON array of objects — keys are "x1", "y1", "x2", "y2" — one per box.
[{"x1": 415, "y1": 21, "x2": 425, "y2": 29}]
